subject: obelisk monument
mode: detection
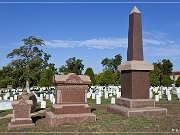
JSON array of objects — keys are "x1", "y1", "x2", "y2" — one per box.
[{"x1": 107, "y1": 6, "x2": 167, "y2": 117}]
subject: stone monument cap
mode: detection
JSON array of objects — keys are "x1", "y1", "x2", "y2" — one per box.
[
  {"x1": 130, "y1": 6, "x2": 141, "y2": 14},
  {"x1": 54, "y1": 73, "x2": 91, "y2": 85},
  {"x1": 118, "y1": 60, "x2": 154, "y2": 71},
  {"x1": 12, "y1": 99, "x2": 33, "y2": 106}
]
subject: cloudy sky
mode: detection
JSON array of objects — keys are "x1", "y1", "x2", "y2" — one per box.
[{"x1": 0, "y1": 0, "x2": 180, "y2": 73}]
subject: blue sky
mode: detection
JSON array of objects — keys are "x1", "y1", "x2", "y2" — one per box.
[{"x1": 0, "y1": 1, "x2": 180, "y2": 74}]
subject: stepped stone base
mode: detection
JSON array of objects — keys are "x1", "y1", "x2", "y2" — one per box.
[
  {"x1": 8, "y1": 118, "x2": 35, "y2": 129},
  {"x1": 51, "y1": 104, "x2": 91, "y2": 114},
  {"x1": 46, "y1": 112, "x2": 96, "y2": 126},
  {"x1": 107, "y1": 97, "x2": 167, "y2": 117}
]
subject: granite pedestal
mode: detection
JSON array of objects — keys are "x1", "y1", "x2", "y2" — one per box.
[
  {"x1": 46, "y1": 73, "x2": 96, "y2": 125},
  {"x1": 8, "y1": 99, "x2": 35, "y2": 130}
]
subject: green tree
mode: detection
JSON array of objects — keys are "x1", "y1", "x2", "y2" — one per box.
[
  {"x1": 151, "y1": 59, "x2": 173, "y2": 85},
  {"x1": 161, "y1": 75, "x2": 173, "y2": 87},
  {"x1": 161, "y1": 59, "x2": 173, "y2": 75},
  {"x1": 97, "y1": 70, "x2": 115, "y2": 86},
  {"x1": 39, "y1": 68, "x2": 54, "y2": 87},
  {"x1": 84, "y1": 67, "x2": 96, "y2": 85},
  {"x1": 175, "y1": 76, "x2": 180, "y2": 87},
  {"x1": 59, "y1": 57, "x2": 84, "y2": 75},
  {"x1": 150, "y1": 73, "x2": 160, "y2": 86},
  {"x1": 101, "y1": 54, "x2": 122, "y2": 73},
  {"x1": 0, "y1": 66, "x2": 14, "y2": 88},
  {"x1": 7, "y1": 36, "x2": 52, "y2": 92}
]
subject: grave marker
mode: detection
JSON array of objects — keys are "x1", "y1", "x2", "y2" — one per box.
[
  {"x1": 107, "y1": 6, "x2": 167, "y2": 117},
  {"x1": 46, "y1": 73, "x2": 96, "y2": 126}
]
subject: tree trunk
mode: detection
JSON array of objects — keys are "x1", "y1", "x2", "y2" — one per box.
[{"x1": 26, "y1": 79, "x2": 30, "y2": 93}]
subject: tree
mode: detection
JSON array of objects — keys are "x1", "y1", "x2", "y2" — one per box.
[
  {"x1": 161, "y1": 59, "x2": 173, "y2": 75},
  {"x1": 150, "y1": 73, "x2": 160, "y2": 86},
  {"x1": 175, "y1": 76, "x2": 180, "y2": 87},
  {"x1": 0, "y1": 65, "x2": 14, "y2": 88},
  {"x1": 39, "y1": 68, "x2": 54, "y2": 87},
  {"x1": 59, "y1": 57, "x2": 84, "y2": 75},
  {"x1": 161, "y1": 75, "x2": 173, "y2": 87},
  {"x1": 151, "y1": 59, "x2": 173, "y2": 85},
  {"x1": 84, "y1": 67, "x2": 96, "y2": 85},
  {"x1": 7, "y1": 36, "x2": 52, "y2": 92},
  {"x1": 97, "y1": 70, "x2": 115, "y2": 85},
  {"x1": 101, "y1": 54, "x2": 122, "y2": 73}
]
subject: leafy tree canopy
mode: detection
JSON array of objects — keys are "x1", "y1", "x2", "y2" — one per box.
[
  {"x1": 175, "y1": 76, "x2": 180, "y2": 87},
  {"x1": 96, "y1": 70, "x2": 115, "y2": 86},
  {"x1": 84, "y1": 67, "x2": 96, "y2": 85},
  {"x1": 6, "y1": 36, "x2": 54, "y2": 91},
  {"x1": 150, "y1": 73, "x2": 160, "y2": 86},
  {"x1": 59, "y1": 57, "x2": 84, "y2": 75},
  {"x1": 101, "y1": 54, "x2": 122, "y2": 73},
  {"x1": 161, "y1": 75, "x2": 173, "y2": 87}
]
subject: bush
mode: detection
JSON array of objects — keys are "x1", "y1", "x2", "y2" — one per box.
[
  {"x1": 150, "y1": 73, "x2": 160, "y2": 86},
  {"x1": 161, "y1": 75, "x2": 173, "y2": 87},
  {"x1": 176, "y1": 76, "x2": 180, "y2": 87}
]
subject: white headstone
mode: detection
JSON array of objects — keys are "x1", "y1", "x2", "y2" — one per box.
[
  {"x1": 96, "y1": 95, "x2": 101, "y2": 104},
  {"x1": 10, "y1": 97, "x2": 13, "y2": 101},
  {"x1": 87, "y1": 92, "x2": 91, "y2": 98},
  {"x1": 177, "y1": 93, "x2": 180, "y2": 99},
  {"x1": 116, "y1": 92, "x2": 121, "y2": 98},
  {"x1": 149, "y1": 90, "x2": 153, "y2": 99},
  {"x1": 52, "y1": 97, "x2": 55, "y2": 104},
  {"x1": 6, "y1": 92, "x2": 10, "y2": 97},
  {"x1": 111, "y1": 97, "x2": 115, "y2": 104},
  {"x1": 98, "y1": 91, "x2": 102, "y2": 97},
  {"x1": 155, "y1": 95, "x2": 159, "y2": 101},
  {"x1": 167, "y1": 94, "x2": 172, "y2": 101},
  {"x1": 40, "y1": 101, "x2": 46, "y2": 108},
  {"x1": 46, "y1": 94, "x2": 49, "y2": 100},
  {"x1": 105, "y1": 91, "x2": 108, "y2": 99},
  {"x1": 14, "y1": 95, "x2": 18, "y2": 100},
  {"x1": 0, "y1": 97, "x2": 2, "y2": 100},
  {"x1": 92, "y1": 93, "x2": 96, "y2": 99},
  {"x1": 3, "y1": 95, "x2": 8, "y2": 100},
  {"x1": 50, "y1": 94, "x2": 54, "y2": 102},
  {"x1": 40, "y1": 94, "x2": 43, "y2": 101}
]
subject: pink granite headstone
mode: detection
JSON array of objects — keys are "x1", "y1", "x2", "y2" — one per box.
[
  {"x1": 8, "y1": 99, "x2": 35, "y2": 129},
  {"x1": 45, "y1": 73, "x2": 96, "y2": 126},
  {"x1": 18, "y1": 92, "x2": 37, "y2": 113}
]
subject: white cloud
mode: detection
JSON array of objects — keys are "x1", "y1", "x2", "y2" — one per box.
[
  {"x1": 43, "y1": 30, "x2": 180, "y2": 57},
  {"x1": 45, "y1": 37, "x2": 166, "y2": 49},
  {"x1": 146, "y1": 47, "x2": 180, "y2": 57},
  {"x1": 45, "y1": 38, "x2": 128, "y2": 49}
]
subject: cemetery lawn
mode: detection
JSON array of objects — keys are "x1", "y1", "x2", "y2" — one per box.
[{"x1": 0, "y1": 99, "x2": 180, "y2": 134}]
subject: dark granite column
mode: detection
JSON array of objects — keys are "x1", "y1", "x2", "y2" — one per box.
[
  {"x1": 107, "y1": 6, "x2": 167, "y2": 117},
  {"x1": 127, "y1": 7, "x2": 143, "y2": 61},
  {"x1": 122, "y1": 6, "x2": 150, "y2": 99}
]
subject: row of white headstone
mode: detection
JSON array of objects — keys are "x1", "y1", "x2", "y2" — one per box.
[
  {"x1": 87, "y1": 86, "x2": 122, "y2": 105},
  {"x1": 149, "y1": 86, "x2": 180, "y2": 101}
]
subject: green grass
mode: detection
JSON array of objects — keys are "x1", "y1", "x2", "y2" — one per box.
[
  {"x1": 0, "y1": 99, "x2": 180, "y2": 133},
  {"x1": 0, "y1": 110, "x2": 12, "y2": 117}
]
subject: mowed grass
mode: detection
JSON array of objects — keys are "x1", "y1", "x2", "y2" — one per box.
[{"x1": 0, "y1": 97, "x2": 180, "y2": 134}]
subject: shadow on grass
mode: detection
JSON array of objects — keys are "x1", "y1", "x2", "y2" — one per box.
[
  {"x1": 36, "y1": 108, "x2": 44, "y2": 112},
  {"x1": 91, "y1": 108, "x2": 96, "y2": 113},
  {"x1": 31, "y1": 115, "x2": 45, "y2": 123}
]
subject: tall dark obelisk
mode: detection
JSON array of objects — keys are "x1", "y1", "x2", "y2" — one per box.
[
  {"x1": 107, "y1": 6, "x2": 167, "y2": 117},
  {"x1": 121, "y1": 6, "x2": 152, "y2": 99}
]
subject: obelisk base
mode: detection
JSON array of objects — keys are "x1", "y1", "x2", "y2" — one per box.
[{"x1": 107, "y1": 97, "x2": 167, "y2": 117}]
